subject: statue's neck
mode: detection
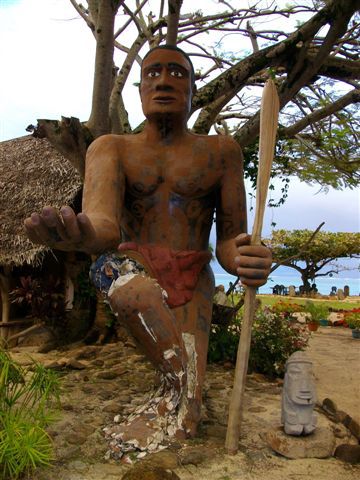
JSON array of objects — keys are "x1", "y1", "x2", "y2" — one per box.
[{"x1": 144, "y1": 114, "x2": 188, "y2": 144}]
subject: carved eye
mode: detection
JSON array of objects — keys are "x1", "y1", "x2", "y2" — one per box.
[
  {"x1": 147, "y1": 71, "x2": 160, "y2": 78},
  {"x1": 170, "y1": 70, "x2": 183, "y2": 77}
]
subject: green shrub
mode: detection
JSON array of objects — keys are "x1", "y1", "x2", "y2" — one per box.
[
  {"x1": 303, "y1": 300, "x2": 329, "y2": 324},
  {"x1": 208, "y1": 307, "x2": 310, "y2": 377},
  {"x1": 249, "y1": 309, "x2": 310, "y2": 377},
  {"x1": 343, "y1": 308, "x2": 360, "y2": 329},
  {"x1": 0, "y1": 349, "x2": 60, "y2": 479}
]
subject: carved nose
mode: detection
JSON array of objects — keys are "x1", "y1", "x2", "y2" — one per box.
[{"x1": 155, "y1": 83, "x2": 174, "y2": 91}]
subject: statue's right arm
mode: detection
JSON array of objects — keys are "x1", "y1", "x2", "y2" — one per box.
[{"x1": 24, "y1": 135, "x2": 123, "y2": 254}]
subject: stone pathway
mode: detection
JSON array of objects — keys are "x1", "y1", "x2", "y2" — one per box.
[{"x1": 9, "y1": 327, "x2": 360, "y2": 480}]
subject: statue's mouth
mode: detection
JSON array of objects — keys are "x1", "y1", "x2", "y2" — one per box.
[
  {"x1": 153, "y1": 96, "x2": 175, "y2": 103},
  {"x1": 297, "y1": 394, "x2": 312, "y2": 402}
]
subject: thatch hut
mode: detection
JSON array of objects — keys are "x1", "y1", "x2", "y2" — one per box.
[{"x1": 0, "y1": 135, "x2": 82, "y2": 338}]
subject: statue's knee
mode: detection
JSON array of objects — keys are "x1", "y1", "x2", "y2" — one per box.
[
  {"x1": 135, "y1": 277, "x2": 166, "y2": 310},
  {"x1": 108, "y1": 274, "x2": 165, "y2": 312}
]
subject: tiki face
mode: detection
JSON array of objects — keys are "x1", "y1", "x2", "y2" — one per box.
[
  {"x1": 140, "y1": 48, "x2": 194, "y2": 120},
  {"x1": 285, "y1": 360, "x2": 316, "y2": 406}
]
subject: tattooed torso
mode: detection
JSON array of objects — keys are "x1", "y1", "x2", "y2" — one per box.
[{"x1": 117, "y1": 133, "x2": 245, "y2": 251}]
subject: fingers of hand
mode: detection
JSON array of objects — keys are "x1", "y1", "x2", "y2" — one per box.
[
  {"x1": 24, "y1": 206, "x2": 83, "y2": 246},
  {"x1": 42, "y1": 207, "x2": 68, "y2": 241},
  {"x1": 235, "y1": 250, "x2": 272, "y2": 287},
  {"x1": 60, "y1": 206, "x2": 82, "y2": 242},
  {"x1": 234, "y1": 233, "x2": 251, "y2": 247},
  {"x1": 77, "y1": 213, "x2": 96, "y2": 241},
  {"x1": 24, "y1": 216, "x2": 45, "y2": 244}
]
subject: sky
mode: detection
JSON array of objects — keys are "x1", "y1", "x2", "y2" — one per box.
[{"x1": 1, "y1": 0, "x2": 359, "y2": 278}]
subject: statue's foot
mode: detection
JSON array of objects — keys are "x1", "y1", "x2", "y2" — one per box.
[{"x1": 104, "y1": 376, "x2": 187, "y2": 459}]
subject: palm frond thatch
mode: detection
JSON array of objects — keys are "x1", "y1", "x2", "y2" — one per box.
[{"x1": 0, "y1": 136, "x2": 82, "y2": 267}]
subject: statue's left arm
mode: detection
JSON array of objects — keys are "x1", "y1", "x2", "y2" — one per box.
[{"x1": 215, "y1": 136, "x2": 272, "y2": 287}]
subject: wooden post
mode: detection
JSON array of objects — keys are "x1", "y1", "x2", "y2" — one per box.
[{"x1": 225, "y1": 79, "x2": 279, "y2": 454}]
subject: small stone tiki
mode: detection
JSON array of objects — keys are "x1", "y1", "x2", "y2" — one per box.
[{"x1": 281, "y1": 351, "x2": 317, "y2": 435}]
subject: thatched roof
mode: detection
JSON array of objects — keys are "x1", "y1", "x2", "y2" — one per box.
[{"x1": 0, "y1": 136, "x2": 82, "y2": 267}]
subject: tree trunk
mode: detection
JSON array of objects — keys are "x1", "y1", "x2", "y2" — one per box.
[
  {"x1": 87, "y1": 1, "x2": 121, "y2": 137},
  {"x1": 0, "y1": 273, "x2": 10, "y2": 340}
]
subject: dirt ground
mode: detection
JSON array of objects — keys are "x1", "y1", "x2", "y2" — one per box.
[{"x1": 7, "y1": 318, "x2": 359, "y2": 480}]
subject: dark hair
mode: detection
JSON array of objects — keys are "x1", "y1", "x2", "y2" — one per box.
[{"x1": 141, "y1": 45, "x2": 195, "y2": 85}]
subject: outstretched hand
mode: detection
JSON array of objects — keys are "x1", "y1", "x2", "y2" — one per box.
[
  {"x1": 24, "y1": 206, "x2": 96, "y2": 252},
  {"x1": 234, "y1": 233, "x2": 272, "y2": 287}
]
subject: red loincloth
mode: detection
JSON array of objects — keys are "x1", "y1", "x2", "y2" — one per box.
[{"x1": 118, "y1": 242, "x2": 212, "y2": 308}]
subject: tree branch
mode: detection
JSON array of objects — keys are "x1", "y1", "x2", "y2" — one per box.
[
  {"x1": 281, "y1": 88, "x2": 360, "y2": 138},
  {"x1": 166, "y1": 0, "x2": 183, "y2": 46}
]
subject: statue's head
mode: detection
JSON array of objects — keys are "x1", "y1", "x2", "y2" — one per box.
[
  {"x1": 284, "y1": 351, "x2": 316, "y2": 406},
  {"x1": 140, "y1": 45, "x2": 196, "y2": 121}
]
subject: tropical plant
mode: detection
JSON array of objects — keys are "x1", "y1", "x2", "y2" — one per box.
[
  {"x1": 26, "y1": 0, "x2": 360, "y2": 194},
  {"x1": 10, "y1": 275, "x2": 65, "y2": 324},
  {"x1": 271, "y1": 301, "x2": 304, "y2": 319},
  {"x1": 344, "y1": 309, "x2": 360, "y2": 330},
  {"x1": 303, "y1": 300, "x2": 329, "y2": 324},
  {"x1": 0, "y1": 349, "x2": 60, "y2": 479},
  {"x1": 208, "y1": 306, "x2": 310, "y2": 377}
]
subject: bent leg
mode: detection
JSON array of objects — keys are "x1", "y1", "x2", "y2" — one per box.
[{"x1": 108, "y1": 274, "x2": 186, "y2": 387}]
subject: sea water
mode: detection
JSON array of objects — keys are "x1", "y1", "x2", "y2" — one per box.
[{"x1": 214, "y1": 272, "x2": 360, "y2": 296}]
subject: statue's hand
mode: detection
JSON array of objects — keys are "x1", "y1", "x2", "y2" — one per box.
[
  {"x1": 24, "y1": 206, "x2": 96, "y2": 251},
  {"x1": 234, "y1": 233, "x2": 272, "y2": 287}
]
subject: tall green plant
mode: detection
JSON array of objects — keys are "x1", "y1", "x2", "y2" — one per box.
[{"x1": 0, "y1": 349, "x2": 60, "y2": 479}]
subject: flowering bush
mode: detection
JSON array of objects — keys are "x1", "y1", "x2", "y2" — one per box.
[
  {"x1": 208, "y1": 307, "x2": 310, "y2": 377},
  {"x1": 344, "y1": 309, "x2": 360, "y2": 330},
  {"x1": 271, "y1": 301, "x2": 304, "y2": 318},
  {"x1": 249, "y1": 308, "x2": 310, "y2": 377}
]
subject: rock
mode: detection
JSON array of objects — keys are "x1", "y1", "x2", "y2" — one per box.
[
  {"x1": 74, "y1": 345, "x2": 100, "y2": 360},
  {"x1": 64, "y1": 430, "x2": 88, "y2": 445},
  {"x1": 180, "y1": 446, "x2": 214, "y2": 466},
  {"x1": 142, "y1": 450, "x2": 179, "y2": 469},
  {"x1": 95, "y1": 370, "x2": 119, "y2": 380},
  {"x1": 347, "y1": 418, "x2": 360, "y2": 440},
  {"x1": 44, "y1": 360, "x2": 64, "y2": 370},
  {"x1": 263, "y1": 426, "x2": 335, "y2": 459},
  {"x1": 337, "y1": 289, "x2": 345, "y2": 300},
  {"x1": 334, "y1": 409, "x2": 349, "y2": 424},
  {"x1": 334, "y1": 444, "x2": 360, "y2": 464},
  {"x1": 68, "y1": 460, "x2": 89, "y2": 472},
  {"x1": 332, "y1": 424, "x2": 349, "y2": 439},
  {"x1": 121, "y1": 466, "x2": 180, "y2": 480},
  {"x1": 102, "y1": 401, "x2": 121, "y2": 413},
  {"x1": 56, "y1": 445, "x2": 81, "y2": 461},
  {"x1": 91, "y1": 358, "x2": 105, "y2": 366},
  {"x1": 248, "y1": 406, "x2": 267, "y2": 413},
  {"x1": 204, "y1": 424, "x2": 227, "y2": 439},
  {"x1": 322, "y1": 397, "x2": 337, "y2": 416},
  {"x1": 66, "y1": 358, "x2": 87, "y2": 370}
]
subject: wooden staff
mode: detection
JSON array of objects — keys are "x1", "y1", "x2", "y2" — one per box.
[{"x1": 225, "y1": 78, "x2": 279, "y2": 454}]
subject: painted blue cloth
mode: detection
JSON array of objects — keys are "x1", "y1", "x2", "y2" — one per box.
[{"x1": 89, "y1": 253, "x2": 145, "y2": 296}]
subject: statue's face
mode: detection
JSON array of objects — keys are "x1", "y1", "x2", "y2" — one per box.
[
  {"x1": 140, "y1": 49, "x2": 193, "y2": 120},
  {"x1": 285, "y1": 362, "x2": 316, "y2": 405}
]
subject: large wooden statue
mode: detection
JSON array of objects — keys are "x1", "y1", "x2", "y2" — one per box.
[{"x1": 25, "y1": 45, "x2": 272, "y2": 452}]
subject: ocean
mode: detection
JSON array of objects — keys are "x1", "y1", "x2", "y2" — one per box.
[{"x1": 214, "y1": 271, "x2": 360, "y2": 296}]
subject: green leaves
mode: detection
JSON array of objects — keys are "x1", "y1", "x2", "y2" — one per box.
[
  {"x1": 267, "y1": 228, "x2": 360, "y2": 291},
  {"x1": 0, "y1": 349, "x2": 60, "y2": 479},
  {"x1": 208, "y1": 306, "x2": 310, "y2": 377}
]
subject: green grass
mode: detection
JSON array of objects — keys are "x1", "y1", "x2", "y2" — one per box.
[
  {"x1": 257, "y1": 295, "x2": 359, "y2": 310},
  {"x1": 0, "y1": 349, "x2": 61, "y2": 479},
  {"x1": 225, "y1": 292, "x2": 359, "y2": 311}
]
